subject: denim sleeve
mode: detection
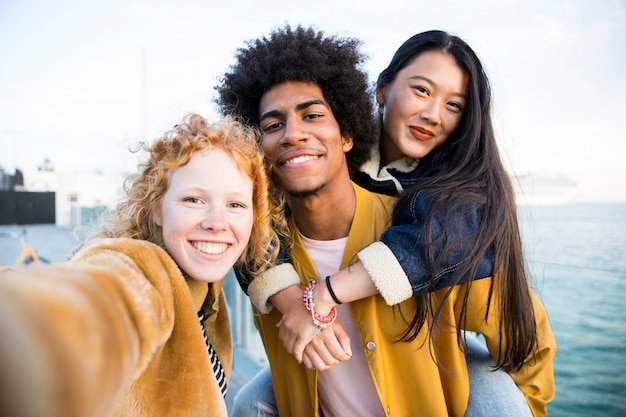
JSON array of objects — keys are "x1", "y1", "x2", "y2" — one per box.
[{"x1": 378, "y1": 192, "x2": 493, "y2": 296}]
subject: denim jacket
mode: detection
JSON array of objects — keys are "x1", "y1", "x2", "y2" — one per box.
[
  {"x1": 376, "y1": 188, "x2": 493, "y2": 296},
  {"x1": 354, "y1": 145, "x2": 493, "y2": 304}
]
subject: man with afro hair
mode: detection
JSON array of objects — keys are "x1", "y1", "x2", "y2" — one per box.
[
  {"x1": 215, "y1": 24, "x2": 398, "y2": 417},
  {"x1": 215, "y1": 24, "x2": 376, "y2": 179}
]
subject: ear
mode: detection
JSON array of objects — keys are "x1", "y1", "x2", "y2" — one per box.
[
  {"x1": 376, "y1": 84, "x2": 386, "y2": 107},
  {"x1": 342, "y1": 135, "x2": 354, "y2": 152}
]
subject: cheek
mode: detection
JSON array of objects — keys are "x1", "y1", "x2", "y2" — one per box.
[
  {"x1": 443, "y1": 115, "x2": 463, "y2": 137},
  {"x1": 382, "y1": 106, "x2": 404, "y2": 147},
  {"x1": 160, "y1": 220, "x2": 176, "y2": 252},
  {"x1": 235, "y1": 215, "x2": 254, "y2": 245},
  {"x1": 261, "y1": 136, "x2": 278, "y2": 158},
  {"x1": 160, "y1": 210, "x2": 185, "y2": 248},
  {"x1": 383, "y1": 94, "x2": 409, "y2": 130},
  {"x1": 244, "y1": 216, "x2": 255, "y2": 239}
]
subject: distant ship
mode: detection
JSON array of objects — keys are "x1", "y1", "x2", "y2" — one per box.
[{"x1": 513, "y1": 172, "x2": 579, "y2": 206}]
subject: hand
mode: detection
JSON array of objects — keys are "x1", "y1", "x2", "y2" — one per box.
[
  {"x1": 276, "y1": 296, "x2": 319, "y2": 361},
  {"x1": 300, "y1": 323, "x2": 352, "y2": 370},
  {"x1": 277, "y1": 303, "x2": 351, "y2": 367},
  {"x1": 272, "y1": 283, "x2": 351, "y2": 368}
]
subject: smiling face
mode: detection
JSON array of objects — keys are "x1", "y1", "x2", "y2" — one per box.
[
  {"x1": 258, "y1": 81, "x2": 353, "y2": 198},
  {"x1": 155, "y1": 148, "x2": 254, "y2": 282},
  {"x1": 378, "y1": 50, "x2": 469, "y2": 165}
]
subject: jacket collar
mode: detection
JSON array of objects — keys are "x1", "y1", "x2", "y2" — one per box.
[{"x1": 289, "y1": 182, "x2": 383, "y2": 278}]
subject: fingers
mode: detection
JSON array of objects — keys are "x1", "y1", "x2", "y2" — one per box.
[
  {"x1": 299, "y1": 324, "x2": 352, "y2": 371},
  {"x1": 276, "y1": 298, "x2": 320, "y2": 361},
  {"x1": 276, "y1": 305, "x2": 352, "y2": 369},
  {"x1": 330, "y1": 322, "x2": 352, "y2": 357},
  {"x1": 277, "y1": 318, "x2": 317, "y2": 364},
  {"x1": 301, "y1": 339, "x2": 338, "y2": 371}
]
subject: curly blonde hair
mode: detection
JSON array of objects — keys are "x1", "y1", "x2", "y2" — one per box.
[{"x1": 99, "y1": 113, "x2": 286, "y2": 278}]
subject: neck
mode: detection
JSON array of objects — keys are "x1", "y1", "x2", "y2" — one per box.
[{"x1": 287, "y1": 178, "x2": 356, "y2": 241}]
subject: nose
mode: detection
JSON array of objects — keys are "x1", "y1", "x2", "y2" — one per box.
[
  {"x1": 201, "y1": 206, "x2": 227, "y2": 231},
  {"x1": 420, "y1": 100, "x2": 442, "y2": 125},
  {"x1": 280, "y1": 116, "x2": 308, "y2": 145}
]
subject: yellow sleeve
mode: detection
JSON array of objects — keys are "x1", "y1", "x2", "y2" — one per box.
[
  {"x1": 507, "y1": 292, "x2": 557, "y2": 417},
  {"x1": 0, "y1": 239, "x2": 180, "y2": 417},
  {"x1": 474, "y1": 288, "x2": 557, "y2": 417}
]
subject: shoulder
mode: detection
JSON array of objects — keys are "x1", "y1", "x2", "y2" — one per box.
[
  {"x1": 353, "y1": 182, "x2": 397, "y2": 214},
  {"x1": 396, "y1": 188, "x2": 484, "y2": 229},
  {"x1": 71, "y1": 238, "x2": 179, "y2": 277},
  {"x1": 74, "y1": 238, "x2": 167, "y2": 260},
  {"x1": 351, "y1": 182, "x2": 397, "y2": 238}
]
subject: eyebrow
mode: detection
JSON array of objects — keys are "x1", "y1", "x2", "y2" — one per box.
[
  {"x1": 409, "y1": 75, "x2": 468, "y2": 100},
  {"x1": 260, "y1": 99, "x2": 328, "y2": 122}
]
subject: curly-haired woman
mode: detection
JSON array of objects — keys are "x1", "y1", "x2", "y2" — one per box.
[{"x1": 0, "y1": 113, "x2": 285, "y2": 417}]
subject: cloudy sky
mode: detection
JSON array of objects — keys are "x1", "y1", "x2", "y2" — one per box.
[{"x1": 1, "y1": 0, "x2": 625, "y2": 203}]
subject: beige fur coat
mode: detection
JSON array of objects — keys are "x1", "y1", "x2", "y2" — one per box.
[{"x1": 0, "y1": 238, "x2": 232, "y2": 417}]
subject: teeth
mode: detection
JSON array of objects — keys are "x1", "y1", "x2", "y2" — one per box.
[
  {"x1": 285, "y1": 155, "x2": 317, "y2": 165},
  {"x1": 192, "y1": 241, "x2": 228, "y2": 255}
]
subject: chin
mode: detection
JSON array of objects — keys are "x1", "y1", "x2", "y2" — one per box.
[
  {"x1": 191, "y1": 273, "x2": 224, "y2": 283},
  {"x1": 184, "y1": 263, "x2": 230, "y2": 283},
  {"x1": 287, "y1": 183, "x2": 325, "y2": 198}
]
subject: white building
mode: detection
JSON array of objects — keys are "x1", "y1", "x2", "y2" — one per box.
[{"x1": 23, "y1": 170, "x2": 124, "y2": 228}]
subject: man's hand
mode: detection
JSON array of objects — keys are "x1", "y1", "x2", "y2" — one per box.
[
  {"x1": 272, "y1": 285, "x2": 351, "y2": 368},
  {"x1": 300, "y1": 323, "x2": 352, "y2": 370}
]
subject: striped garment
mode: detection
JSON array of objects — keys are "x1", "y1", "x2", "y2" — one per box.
[{"x1": 197, "y1": 310, "x2": 228, "y2": 397}]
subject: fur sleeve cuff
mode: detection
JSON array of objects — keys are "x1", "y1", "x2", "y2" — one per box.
[
  {"x1": 248, "y1": 263, "x2": 301, "y2": 314},
  {"x1": 358, "y1": 241, "x2": 413, "y2": 305}
]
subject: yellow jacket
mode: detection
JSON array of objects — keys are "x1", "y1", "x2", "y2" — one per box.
[
  {"x1": 254, "y1": 183, "x2": 556, "y2": 417},
  {"x1": 0, "y1": 238, "x2": 231, "y2": 417}
]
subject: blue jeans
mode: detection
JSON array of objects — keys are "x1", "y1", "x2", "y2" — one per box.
[
  {"x1": 231, "y1": 365, "x2": 277, "y2": 417},
  {"x1": 463, "y1": 333, "x2": 532, "y2": 417},
  {"x1": 232, "y1": 333, "x2": 532, "y2": 417}
]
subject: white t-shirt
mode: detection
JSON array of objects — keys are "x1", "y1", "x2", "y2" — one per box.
[{"x1": 300, "y1": 234, "x2": 385, "y2": 417}]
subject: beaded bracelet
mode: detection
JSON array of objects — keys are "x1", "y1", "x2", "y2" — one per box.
[{"x1": 302, "y1": 280, "x2": 337, "y2": 338}]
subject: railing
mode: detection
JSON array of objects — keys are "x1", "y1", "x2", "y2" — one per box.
[{"x1": 222, "y1": 269, "x2": 267, "y2": 380}]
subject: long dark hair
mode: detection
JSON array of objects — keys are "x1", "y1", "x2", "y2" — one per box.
[{"x1": 382, "y1": 31, "x2": 537, "y2": 372}]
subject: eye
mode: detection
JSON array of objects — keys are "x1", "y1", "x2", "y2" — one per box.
[
  {"x1": 303, "y1": 112, "x2": 323, "y2": 120},
  {"x1": 446, "y1": 100, "x2": 465, "y2": 113},
  {"x1": 183, "y1": 196, "x2": 202, "y2": 204},
  {"x1": 261, "y1": 121, "x2": 283, "y2": 133},
  {"x1": 413, "y1": 85, "x2": 430, "y2": 96},
  {"x1": 227, "y1": 201, "x2": 249, "y2": 210}
]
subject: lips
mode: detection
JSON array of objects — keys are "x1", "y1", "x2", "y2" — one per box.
[
  {"x1": 409, "y1": 126, "x2": 435, "y2": 142},
  {"x1": 282, "y1": 155, "x2": 319, "y2": 165},
  {"x1": 277, "y1": 150, "x2": 322, "y2": 167},
  {"x1": 192, "y1": 241, "x2": 229, "y2": 255}
]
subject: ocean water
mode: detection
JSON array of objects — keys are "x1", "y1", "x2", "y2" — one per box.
[{"x1": 518, "y1": 203, "x2": 626, "y2": 416}]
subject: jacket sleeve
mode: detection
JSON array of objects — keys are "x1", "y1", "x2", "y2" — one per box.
[
  {"x1": 361, "y1": 191, "x2": 493, "y2": 304},
  {"x1": 0, "y1": 239, "x2": 180, "y2": 417},
  {"x1": 469, "y1": 286, "x2": 557, "y2": 417},
  {"x1": 503, "y1": 292, "x2": 556, "y2": 417}
]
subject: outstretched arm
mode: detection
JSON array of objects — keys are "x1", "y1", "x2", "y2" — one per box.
[
  {"x1": 0, "y1": 240, "x2": 190, "y2": 417},
  {"x1": 0, "y1": 263, "x2": 161, "y2": 416}
]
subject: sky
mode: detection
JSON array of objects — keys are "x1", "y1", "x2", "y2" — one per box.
[{"x1": 1, "y1": 0, "x2": 625, "y2": 203}]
